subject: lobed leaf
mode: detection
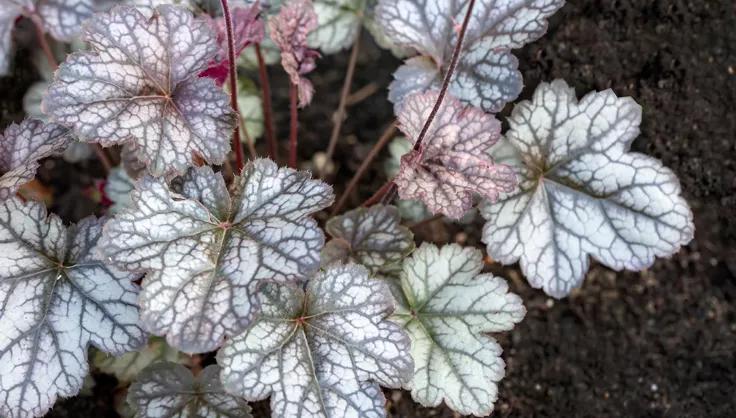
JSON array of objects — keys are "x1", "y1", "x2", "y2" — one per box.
[
  {"x1": 0, "y1": 118, "x2": 73, "y2": 199},
  {"x1": 322, "y1": 204, "x2": 414, "y2": 275},
  {"x1": 481, "y1": 80, "x2": 695, "y2": 297},
  {"x1": 218, "y1": 263, "x2": 413, "y2": 418},
  {"x1": 43, "y1": 5, "x2": 236, "y2": 177},
  {"x1": 101, "y1": 159, "x2": 334, "y2": 353},
  {"x1": 392, "y1": 243, "x2": 525, "y2": 416},
  {"x1": 394, "y1": 90, "x2": 517, "y2": 219},
  {"x1": 376, "y1": 0, "x2": 565, "y2": 113},
  {"x1": 128, "y1": 363, "x2": 252, "y2": 418},
  {"x1": 94, "y1": 336, "x2": 189, "y2": 383},
  {"x1": 0, "y1": 198, "x2": 145, "y2": 418}
]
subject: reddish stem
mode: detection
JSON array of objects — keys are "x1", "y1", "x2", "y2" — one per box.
[
  {"x1": 220, "y1": 0, "x2": 245, "y2": 172},
  {"x1": 288, "y1": 83, "x2": 299, "y2": 168},
  {"x1": 256, "y1": 44, "x2": 278, "y2": 161},
  {"x1": 362, "y1": 181, "x2": 394, "y2": 207}
]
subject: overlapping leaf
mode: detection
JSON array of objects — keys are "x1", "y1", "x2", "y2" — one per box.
[
  {"x1": 101, "y1": 159, "x2": 334, "y2": 353},
  {"x1": 128, "y1": 363, "x2": 252, "y2": 418},
  {"x1": 322, "y1": 204, "x2": 414, "y2": 274},
  {"x1": 0, "y1": 118, "x2": 73, "y2": 199},
  {"x1": 94, "y1": 336, "x2": 189, "y2": 383},
  {"x1": 104, "y1": 166, "x2": 136, "y2": 214},
  {"x1": 481, "y1": 80, "x2": 695, "y2": 297},
  {"x1": 394, "y1": 90, "x2": 517, "y2": 219},
  {"x1": 43, "y1": 5, "x2": 237, "y2": 177},
  {"x1": 390, "y1": 243, "x2": 525, "y2": 416},
  {"x1": 0, "y1": 198, "x2": 145, "y2": 418},
  {"x1": 376, "y1": 0, "x2": 565, "y2": 113},
  {"x1": 218, "y1": 264, "x2": 413, "y2": 418}
]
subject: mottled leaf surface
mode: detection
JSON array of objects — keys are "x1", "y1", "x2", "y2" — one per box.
[
  {"x1": 0, "y1": 199, "x2": 145, "y2": 418},
  {"x1": 218, "y1": 264, "x2": 413, "y2": 418},
  {"x1": 128, "y1": 363, "x2": 251, "y2": 418},
  {"x1": 94, "y1": 336, "x2": 188, "y2": 383},
  {"x1": 323, "y1": 205, "x2": 414, "y2": 274},
  {"x1": 395, "y1": 91, "x2": 517, "y2": 219},
  {"x1": 481, "y1": 80, "x2": 695, "y2": 297},
  {"x1": 0, "y1": 119, "x2": 73, "y2": 199},
  {"x1": 308, "y1": 0, "x2": 362, "y2": 54},
  {"x1": 101, "y1": 160, "x2": 334, "y2": 353},
  {"x1": 44, "y1": 5, "x2": 236, "y2": 177},
  {"x1": 37, "y1": 0, "x2": 95, "y2": 41},
  {"x1": 376, "y1": 0, "x2": 565, "y2": 113},
  {"x1": 391, "y1": 243, "x2": 524, "y2": 416}
]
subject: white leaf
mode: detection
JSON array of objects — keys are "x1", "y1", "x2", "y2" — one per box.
[
  {"x1": 376, "y1": 0, "x2": 565, "y2": 113},
  {"x1": 37, "y1": 0, "x2": 95, "y2": 41},
  {"x1": 218, "y1": 263, "x2": 413, "y2": 418},
  {"x1": 323, "y1": 204, "x2": 414, "y2": 274},
  {"x1": 0, "y1": 118, "x2": 73, "y2": 199},
  {"x1": 481, "y1": 80, "x2": 695, "y2": 297},
  {"x1": 307, "y1": 0, "x2": 363, "y2": 54},
  {"x1": 128, "y1": 363, "x2": 252, "y2": 418},
  {"x1": 94, "y1": 336, "x2": 188, "y2": 383},
  {"x1": 101, "y1": 160, "x2": 334, "y2": 353},
  {"x1": 392, "y1": 243, "x2": 525, "y2": 416},
  {"x1": 104, "y1": 166, "x2": 135, "y2": 214},
  {"x1": 0, "y1": 199, "x2": 145, "y2": 418},
  {"x1": 43, "y1": 5, "x2": 236, "y2": 177}
]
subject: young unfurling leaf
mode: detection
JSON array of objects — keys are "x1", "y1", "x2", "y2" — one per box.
[
  {"x1": 101, "y1": 160, "x2": 334, "y2": 353},
  {"x1": 269, "y1": 0, "x2": 319, "y2": 107},
  {"x1": 322, "y1": 204, "x2": 414, "y2": 275},
  {"x1": 481, "y1": 80, "x2": 695, "y2": 298},
  {"x1": 376, "y1": 0, "x2": 565, "y2": 113},
  {"x1": 94, "y1": 336, "x2": 189, "y2": 384},
  {"x1": 391, "y1": 243, "x2": 525, "y2": 416},
  {"x1": 0, "y1": 198, "x2": 145, "y2": 418},
  {"x1": 128, "y1": 363, "x2": 252, "y2": 418},
  {"x1": 0, "y1": 118, "x2": 72, "y2": 199},
  {"x1": 218, "y1": 264, "x2": 413, "y2": 418},
  {"x1": 44, "y1": 5, "x2": 237, "y2": 177},
  {"x1": 394, "y1": 90, "x2": 517, "y2": 219}
]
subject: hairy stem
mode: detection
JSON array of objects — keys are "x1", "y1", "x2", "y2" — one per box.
[
  {"x1": 256, "y1": 44, "x2": 278, "y2": 161},
  {"x1": 288, "y1": 83, "x2": 299, "y2": 168},
  {"x1": 322, "y1": 29, "x2": 361, "y2": 175},
  {"x1": 332, "y1": 122, "x2": 397, "y2": 215},
  {"x1": 220, "y1": 0, "x2": 245, "y2": 172}
]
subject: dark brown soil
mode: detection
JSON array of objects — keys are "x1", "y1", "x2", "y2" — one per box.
[{"x1": 1, "y1": 1, "x2": 734, "y2": 417}]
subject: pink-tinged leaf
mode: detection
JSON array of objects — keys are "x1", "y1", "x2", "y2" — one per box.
[
  {"x1": 268, "y1": 0, "x2": 319, "y2": 107},
  {"x1": 0, "y1": 118, "x2": 73, "y2": 199},
  {"x1": 395, "y1": 91, "x2": 517, "y2": 219}
]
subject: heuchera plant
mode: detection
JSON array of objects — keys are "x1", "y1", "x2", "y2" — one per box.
[{"x1": 0, "y1": 0, "x2": 695, "y2": 417}]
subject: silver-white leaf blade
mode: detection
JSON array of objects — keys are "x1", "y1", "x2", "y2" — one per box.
[
  {"x1": 43, "y1": 5, "x2": 236, "y2": 177},
  {"x1": 218, "y1": 264, "x2": 413, "y2": 418},
  {"x1": 37, "y1": 0, "x2": 95, "y2": 41},
  {"x1": 323, "y1": 204, "x2": 414, "y2": 274},
  {"x1": 0, "y1": 119, "x2": 73, "y2": 199},
  {"x1": 0, "y1": 199, "x2": 145, "y2": 418},
  {"x1": 393, "y1": 243, "x2": 525, "y2": 416},
  {"x1": 128, "y1": 363, "x2": 252, "y2": 418},
  {"x1": 101, "y1": 160, "x2": 334, "y2": 353},
  {"x1": 307, "y1": 0, "x2": 362, "y2": 54},
  {"x1": 481, "y1": 80, "x2": 695, "y2": 298},
  {"x1": 104, "y1": 166, "x2": 135, "y2": 214}
]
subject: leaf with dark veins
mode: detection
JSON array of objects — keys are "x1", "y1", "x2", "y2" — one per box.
[
  {"x1": 100, "y1": 159, "x2": 334, "y2": 353},
  {"x1": 322, "y1": 204, "x2": 414, "y2": 275},
  {"x1": 481, "y1": 80, "x2": 695, "y2": 298},
  {"x1": 218, "y1": 263, "x2": 413, "y2": 418},
  {"x1": 0, "y1": 198, "x2": 145, "y2": 418},
  {"x1": 395, "y1": 90, "x2": 517, "y2": 219},
  {"x1": 391, "y1": 243, "x2": 525, "y2": 416},
  {"x1": 128, "y1": 363, "x2": 252, "y2": 418},
  {"x1": 376, "y1": 0, "x2": 565, "y2": 113},
  {"x1": 0, "y1": 119, "x2": 73, "y2": 200},
  {"x1": 43, "y1": 5, "x2": 237, "y2": 177}
]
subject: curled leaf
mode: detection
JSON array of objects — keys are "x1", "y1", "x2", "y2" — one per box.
[
  {"x1": 101, "y1": 159, "x2": 334, "y2": 353},
  {"x1": 323, "y1": 204, "x2": 414, "y2": 274},
  {"x1": 128, "y1": 363, "x2": 252, "y2": 418},
  {"x1": 394, "y1": 90, "x2": 517, "y2": 219},
  {"x1": 218, "y1": 263, "x2": 413, "y2": 418},
  {"x1": 44, "y1": 5, "x2": 237, "y2": 177},
  {"x1": 392, "y1": 243, "x2": 525, "y2": 416},
  {"x1": 0, "y1": 199, "x2": 145, "y2": 418},
  {"x1": 0, "y1": 118, "x2": 73, "y2": 199},
  {"x1": 481, "y1": 80, "x2": 695, "y2": 297},
  {"x1": 377, "y1": 0, "x2": 565, "y2": 113}
]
